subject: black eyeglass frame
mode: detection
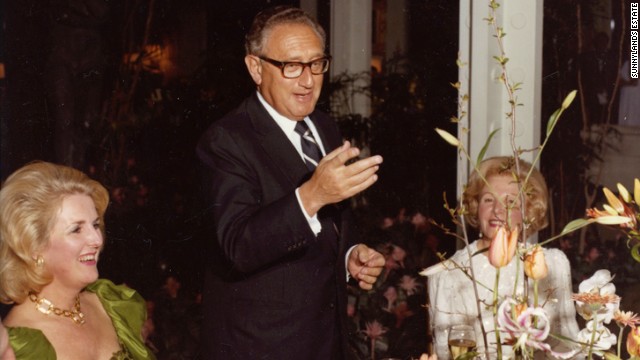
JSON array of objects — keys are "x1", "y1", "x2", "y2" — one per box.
[{"x1": 258, "y1": 55, "x2": 332, "y2": 79}]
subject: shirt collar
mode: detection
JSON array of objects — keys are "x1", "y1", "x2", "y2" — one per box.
[{"x1": 256, "y1": 91, "x2": 309, "y2": 136}]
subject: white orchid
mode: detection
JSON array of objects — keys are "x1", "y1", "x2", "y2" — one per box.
[
  {"x1": 576, "y1": 320, "x2": 617, "y2": 355},
  {"x1": 573, "y1": 270, "x2": 620, "y2": 324},
  {"x1": 578, "y1": 269, "x2": 616, "y2": 294}
]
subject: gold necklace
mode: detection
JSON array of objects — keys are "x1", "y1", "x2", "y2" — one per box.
[{"x1": 28, "y1": 293, "x2": 85, "y2": 325}]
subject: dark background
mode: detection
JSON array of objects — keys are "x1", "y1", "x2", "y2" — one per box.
[
  {"x1": 0, "y1": 0, "x2": 459, "y2": 297},
  {"x1": 2, "y1": 0, "x2": 637, "y2": 303},
  {"x1": 2, "y1": 1, "x2": 639, "y2": 358}
]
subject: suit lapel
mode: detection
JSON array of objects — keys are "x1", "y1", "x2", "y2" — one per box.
[{"x1": 245, "y1": 94, "x2": 311, "y2": 186}]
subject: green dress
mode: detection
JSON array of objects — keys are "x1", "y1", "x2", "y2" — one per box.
[{"x1": 7, "y1": 279, "x2": 156, "y2": 360}]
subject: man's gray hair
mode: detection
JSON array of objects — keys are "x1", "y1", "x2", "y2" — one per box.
[{"x1": 245, "y1": 5, "x2": 326, "y2": 56}]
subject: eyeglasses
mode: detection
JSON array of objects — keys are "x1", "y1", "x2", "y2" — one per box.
[{"x1": 258, "y1": 56, "x2": 331, "y2": 79}]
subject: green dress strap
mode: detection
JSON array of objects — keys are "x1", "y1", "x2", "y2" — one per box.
[
  {"x1": 7, "y1": 279, "x2": 155, "y2": 360},
  {"x1": 86, "y1": 279, "x2": 156, "y2": 360},
  {"x1": 7, "y1": 327, "x2": 56, "y2": 360}
]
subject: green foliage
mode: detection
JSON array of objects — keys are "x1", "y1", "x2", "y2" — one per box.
[
  {"x1": 631, "y1": 243, "x2": 640, "y2": 263},
  {"x1": 477, "y1": 129, "x2": 501, "y2": 165}
]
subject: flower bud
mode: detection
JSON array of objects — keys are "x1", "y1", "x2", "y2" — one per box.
[
  {"x1": 635, "y1": 178, "x2": 640, "y2": 206},
  {"x1": 603, "y1": 187, "x2": 624, "y2": 214},
  {"x1": 602, "y1": 204, "x2": 618, "y2": 216},
  {"x1": 627, "y1": 326, "x2": 640, "y2": 357},
  {"x1": 561, "y1": 90, "x2": 577, "y2": 110},
  {"x1": 435, "y1": 128, "x2": 460, "y2": 147},
  {"x1": 488, "y1": 226, "x2": 518, "y2": 268},
  {"x1": 524, "y1": 245, "x2": 548, "y2": 280},
  {"x1": 594, "y1": 215, "x2": 633, "y2": 225},
  {"x1": 617, "y1": 183, "x2": 631, "y2": 203}
]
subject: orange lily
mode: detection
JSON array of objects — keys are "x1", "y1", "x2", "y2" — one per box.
[
  {"x1": 627, "y1": 326, "x2": 640, "y2": 357},
  {"x1": 488, "y1": 226, "x2": 519, "y2": 268}
]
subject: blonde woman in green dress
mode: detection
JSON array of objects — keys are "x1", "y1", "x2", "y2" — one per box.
[{"x1": 0, "y1": 162, "x2": 155, "y2": 360}]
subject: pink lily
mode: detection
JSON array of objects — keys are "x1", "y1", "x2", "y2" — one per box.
[{"x1": 497, "y1": 298, "x2": 579, "y2": 359}]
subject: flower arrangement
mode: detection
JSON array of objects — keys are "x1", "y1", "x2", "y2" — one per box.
[
  {"x1": 415, "y1": 1, "x2": 640, "y2": 359},
  {"x1": 429, "y1": 114, "x2": 640, "y2": 360}
]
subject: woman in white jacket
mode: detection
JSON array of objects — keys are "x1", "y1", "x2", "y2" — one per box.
[{"x1": 424, "y1": 156, "x2": 580, "y2": 359}]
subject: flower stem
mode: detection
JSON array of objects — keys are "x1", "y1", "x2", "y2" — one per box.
[
  {"x1": 533, "y1": 280, "x2": 539, "y2": 328},
  {"x1": 460, "y1": 212, "x2": 490, "y2": 351},
  {"x1": 494, "y1": 267, "x2": 503, "y2": 359},
  {"x1": 588, "y1": 315, "x2": 598, "y2": 360},
  {"x1": 371, "y1": 338, "x2": 375, "y2": 360},
  {"x1": 617, "y1": 325, "x2": 623, "y2": 358}
]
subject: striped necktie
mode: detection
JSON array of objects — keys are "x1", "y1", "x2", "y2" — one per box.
[{"x1": 294, "y1": 121, "x2": 322, "y2": 170}]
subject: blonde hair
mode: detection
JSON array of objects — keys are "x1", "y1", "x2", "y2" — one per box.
[
  {"x1": 462, "y1": 156, "x2": 549, "y2": 234},
  {"x1": 0, "y1": 161, "x2": 109, "y2": 304}
]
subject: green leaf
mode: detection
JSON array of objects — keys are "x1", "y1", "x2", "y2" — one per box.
[
  {"x1": 631, "y1": 242, "x2": 640, "y2": 263},
  {"x1": 546, "y1": 108, "x2": 561, "y2": 136},
  {"x1": 477, "y1": 128, "x2": 501, "y2": 165},
  {"x1": 560, "y1": 218, "x2": 593, "y2": 235}
]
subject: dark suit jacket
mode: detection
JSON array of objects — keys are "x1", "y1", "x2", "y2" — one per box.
[{"x1": 196, "y1": 93, "x2": 358, "y2": 359}]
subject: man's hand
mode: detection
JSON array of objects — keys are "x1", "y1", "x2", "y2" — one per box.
[
  {"x1": 347, "y1": 244, "x2": 385, "y2": 290},
  {"x1": 299, "y1": 141, "x2": 382, "y2": 216}
]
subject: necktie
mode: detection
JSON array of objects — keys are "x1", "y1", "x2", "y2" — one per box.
[{"x1": 294, "y1": 121, "x2": 322, "y2": 170}]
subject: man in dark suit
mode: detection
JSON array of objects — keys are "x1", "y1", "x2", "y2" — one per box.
[{"x1": 196, "y1": 5, "x2": 385, "y2": 360}]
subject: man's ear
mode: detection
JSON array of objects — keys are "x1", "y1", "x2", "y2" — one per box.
[{"x1": 244, "y1": 55, "x2": 262, "y2": 85}]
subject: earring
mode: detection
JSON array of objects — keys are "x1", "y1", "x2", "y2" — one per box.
[{"x1": 36, "y1": 256, "x2": 44, "y2": 268}]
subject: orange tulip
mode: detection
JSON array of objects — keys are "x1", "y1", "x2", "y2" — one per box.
[
  {"x1": 524, "y1": 245, "x2": 548, "y2": 280},
  {"x1": 627, "y1": 326, "x2": 640, "y2": 357},
  {"x1": 488, "y1": 226, "x2": 519, "y2": 268}
]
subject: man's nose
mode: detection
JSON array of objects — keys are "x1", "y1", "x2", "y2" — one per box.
[{"x1": 298, "y1": 66, "x2": 314, "y2": 87}]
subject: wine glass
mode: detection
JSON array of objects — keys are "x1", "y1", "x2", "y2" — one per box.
[{"x1": 448, "y1": 324, "x2": 477, "y2": 359}]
